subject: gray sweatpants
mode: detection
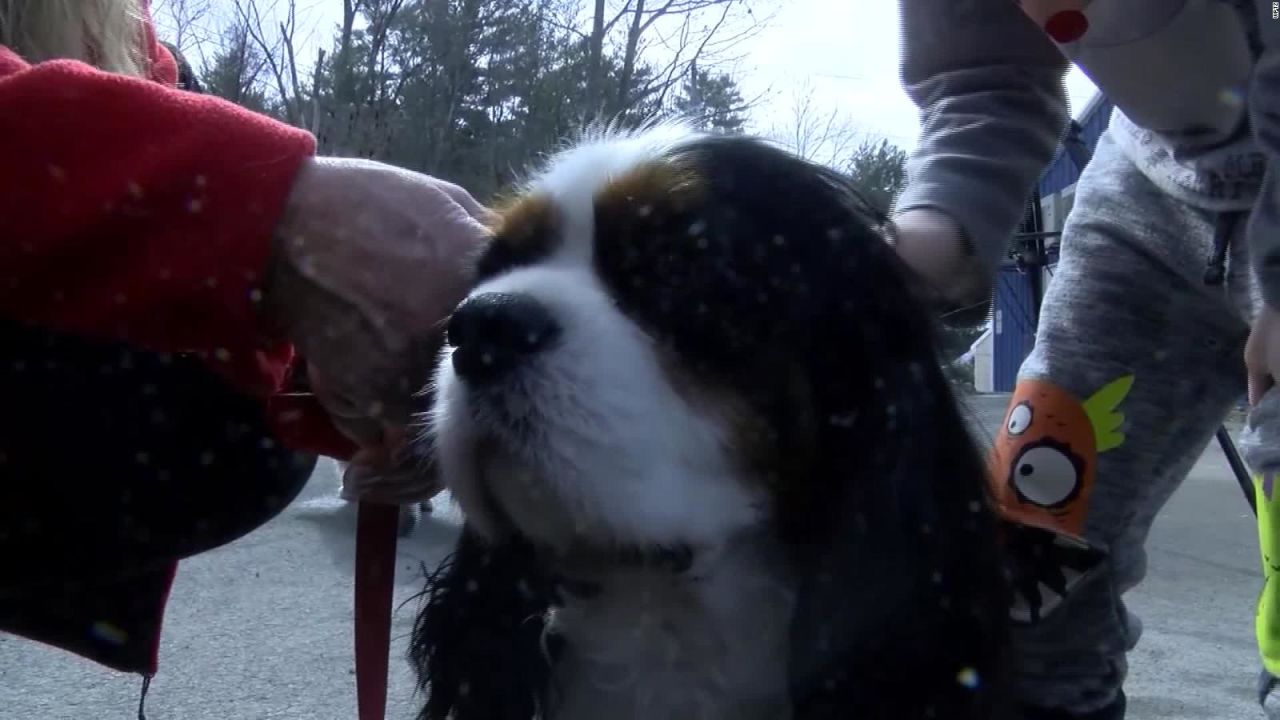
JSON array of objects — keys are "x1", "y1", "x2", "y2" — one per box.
[{"x1": 993, "y1": 128, "x2": 1262, "y2": 714}]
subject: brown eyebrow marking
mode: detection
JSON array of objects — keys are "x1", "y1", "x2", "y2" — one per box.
[
  {"x1": 488, "y1": 193, "x2": 559, "y2": 251},
  {"x1": 475, "y1": 193, "x2": 562, "y2": 280},
  {"x1": 593, "y1": 157, "x2": 704, "y2": 228}
]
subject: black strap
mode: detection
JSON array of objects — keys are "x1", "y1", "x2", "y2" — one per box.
[
  {"x1": 1218, "y1": 426, "x2": 1257, "y2": 516},
  {"x1": 138, "y1": 674, "x2": 153, "y2": 720},
  {"x1": 1200, "y1": 211, "x2": 1258, "y2": 519}
]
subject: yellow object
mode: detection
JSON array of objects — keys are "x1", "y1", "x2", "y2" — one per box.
[
  {"x1": 1257, "y1": 471, "x2": 1280, "y2": 675},
  {"x1": 1081, "y1": 375, "x2": 1133, "y2": 453}
]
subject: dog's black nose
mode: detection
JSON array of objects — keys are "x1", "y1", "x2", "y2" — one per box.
[{"x1": 447, "y1": 292, "x2": 560, "y2": 383}]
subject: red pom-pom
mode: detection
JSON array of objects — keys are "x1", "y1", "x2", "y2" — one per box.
[{"x1": 1044, "y1": 10, "x2": 1088, "y2": 44}]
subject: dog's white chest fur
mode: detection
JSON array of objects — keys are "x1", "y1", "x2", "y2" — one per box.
[{"x1": 545, "y1": 538, "x2": 795, "y2": 720}]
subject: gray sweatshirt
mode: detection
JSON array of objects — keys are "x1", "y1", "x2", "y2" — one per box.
[{"x1": 895, "y1": 0, "x2": 1280, "y2": 308}]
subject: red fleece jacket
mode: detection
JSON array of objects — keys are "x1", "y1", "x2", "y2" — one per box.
[{"x1": 0, "y1": 24, "x2": 355, "y2": 460}]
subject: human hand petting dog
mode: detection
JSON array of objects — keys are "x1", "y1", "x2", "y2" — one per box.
[
  {"x1": 885, "y1": 207, "x2": 993, "y2": 324},
  {"x1": 264, "y1": 157, "x2": 492, "y2": 503}
]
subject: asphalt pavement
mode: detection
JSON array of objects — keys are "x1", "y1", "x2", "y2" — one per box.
[{"x1": 0, "y1": 393, "x2": 1264, "y2": 719}]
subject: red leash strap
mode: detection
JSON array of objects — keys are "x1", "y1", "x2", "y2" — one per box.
[{"x1": 355, "y1": 502, "x2": 400, "y2": 720}]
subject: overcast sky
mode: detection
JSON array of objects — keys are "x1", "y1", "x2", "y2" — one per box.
[
  {"x1": 161, "y1": 0, "x2": 1100, "y2": 153},
  {"x1": 731, "y1": 0, "x2": 1100, "y2": 151}
]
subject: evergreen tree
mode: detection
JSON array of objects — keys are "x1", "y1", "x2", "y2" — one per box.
[
  {"x1": 671, "y1": 63, "x2": 746, "y2": 134},
  {"x1": 845, "y1": 137, "x2": 907, "y2": 215},
  {"x1": 200, "y1": 23, "x2": 271, "y2": 114}
]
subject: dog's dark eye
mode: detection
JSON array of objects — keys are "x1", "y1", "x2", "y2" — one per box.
[{"x1": 475, "y1": 241, "x2": 542, "y2": 283}]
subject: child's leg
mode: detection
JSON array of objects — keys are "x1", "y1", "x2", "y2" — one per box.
[
  {"x1": 1240, "y1": 392, "x2": 1280, "y2": 712},
  {"x1": 987, "y1": 132, "x2": 1249, "y2": 716}
]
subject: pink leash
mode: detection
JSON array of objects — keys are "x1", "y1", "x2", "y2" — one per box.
[{"x1": 354, "y1": 502, "x2": 400, "y2": 720}]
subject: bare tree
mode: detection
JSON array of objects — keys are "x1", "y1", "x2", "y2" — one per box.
[
  {"x1": 324, "y1": 0, "x2": 411, "y2": 158},
  {"x1": 200, "y1": 15, "x2": 271, "y2": 111},
  {"x1": 222, "y1": 0, "x2": 403, "y2": 157},
  {"x1": 151, "y1": 0, "x2": 215, "y2": 67},
  {"x1": 333, "y1": 0, "x2": 365, "y2": 106},
  {"x1": 771, "y1": 79, "x2": 861, "y2": 167},
  {"x1": 234, "y1": 0, "x2": 305, "y2": 124},
  {"x1": 572, "y1": 0, "x2": 773, "y2": 120},
  {"x1": 627, "y1": 0, "x2": 770, "y2": 111},
  {"x1": 195, "y1": 0, "x2": 765, "y2": 199},
  {"x1": 585, "y1": 0, "x2": 609, "y2": 118}
]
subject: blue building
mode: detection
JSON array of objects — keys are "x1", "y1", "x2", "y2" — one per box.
[
  {"x1": 1037, "y1": 93, "x2": 1115, "y2": 231},
  {"x1": 973, "y1": 93, "x2": 1113, "y2": 392}
]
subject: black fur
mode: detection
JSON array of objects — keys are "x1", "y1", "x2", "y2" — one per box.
[
  {"x1": 410, "y1": 531, "x2": 558, "y2": 719},
  {"x1": 410, "y1": 134, "x2": 1011, "y2": 719}
]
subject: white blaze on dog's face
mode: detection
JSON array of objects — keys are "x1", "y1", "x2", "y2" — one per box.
[{"x1": 428, "y1": 125, "x2": 775, "y2": 553}]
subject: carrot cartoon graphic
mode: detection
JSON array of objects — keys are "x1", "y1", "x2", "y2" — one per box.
[
  {"x1": 989, "y1": 375, "x2": 1133, "y2": 538},
  {"x1": 988, "y1": 376, "x2": 1134, "y2": 624}
]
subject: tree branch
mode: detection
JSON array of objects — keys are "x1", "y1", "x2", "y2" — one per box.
[
  {"x1": 280, "y1": 1, "x2": 304, "y2": 122},
  {"x1": 237, "y1": 0, "x2": 297, "y2": 121}
]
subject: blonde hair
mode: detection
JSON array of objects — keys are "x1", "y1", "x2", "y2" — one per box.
[{"x1": 0, "y1": 0, "x2": 145, "y2": 76}]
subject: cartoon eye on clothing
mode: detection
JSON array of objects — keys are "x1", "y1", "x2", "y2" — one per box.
[
  {"x1": 1010, "y1": 437, "x2": 1086, "y2": 508},
  {"x1": 988, "y1": 375, "x2": 1134, "y2": 539},
  {"x1": 1006, "y1": 401, "x2": 1033, "y2": 436}
]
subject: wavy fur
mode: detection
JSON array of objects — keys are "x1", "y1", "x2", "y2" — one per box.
[{"x1": 410, "y1": 129, "x2": 1012, "y2": 720}]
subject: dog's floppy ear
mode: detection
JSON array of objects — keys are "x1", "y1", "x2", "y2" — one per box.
[
  {"x1": 614, "y1": 137, "x2": 1009, "y2": 718},
  {"x1": 779, "y1": 199, "x2": 1012, "y2": 719},
  {"x1": 409, "y1": 529, "x2": 556, "y2": 720}
]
